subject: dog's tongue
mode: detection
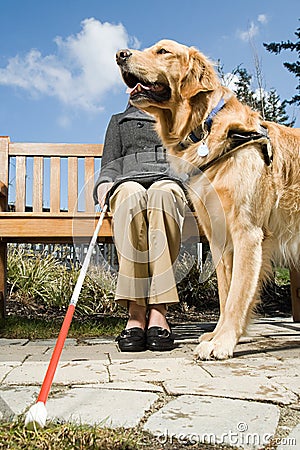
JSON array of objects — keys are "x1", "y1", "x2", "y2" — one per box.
[{"x1": 126, "y1": 83, "x2": 150, "y2": 95}]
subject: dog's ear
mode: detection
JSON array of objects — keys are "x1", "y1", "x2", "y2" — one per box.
[{"x1": 180, "y1": 48, "x2": 219, "y2": 98}]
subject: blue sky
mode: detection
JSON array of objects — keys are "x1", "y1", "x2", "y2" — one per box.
[{"x1": 0, "y1": 0, "x2": 299, "y2": 144}]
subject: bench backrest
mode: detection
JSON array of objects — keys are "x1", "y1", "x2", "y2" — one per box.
[{"x1": 0, "y1": 137, "x2": 103, "y2": 214}]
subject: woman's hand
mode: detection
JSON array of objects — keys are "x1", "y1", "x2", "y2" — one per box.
[{"x1": 97, "y1": 182, "x2": 113, "y2": 209}]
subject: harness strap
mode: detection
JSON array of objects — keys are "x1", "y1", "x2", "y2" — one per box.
[{"x1": 198, "y1": 125, "x2": 272, "y2": 173}]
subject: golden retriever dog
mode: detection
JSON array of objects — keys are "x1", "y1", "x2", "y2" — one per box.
[{"x1": 116, "y1": 39, "x2": 300, "y2": 360}]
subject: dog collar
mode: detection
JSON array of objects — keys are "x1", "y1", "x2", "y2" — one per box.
[{"x1": 178, "y1": 98, "x2": 225, "y2": 151}]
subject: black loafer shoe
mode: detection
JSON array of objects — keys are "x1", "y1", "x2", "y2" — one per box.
[
  {"x1": 116, "y1": 327, "x2": 146, "y2": 352},
  {"x1": 146, "y1": 326, "x2": 174, "y2": 351}
]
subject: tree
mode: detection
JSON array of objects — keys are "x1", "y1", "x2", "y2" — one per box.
[
  {"x1": 232, "y1": 67, "x2": 257, "y2": 109},
  {"x1": 263, "y1": 21, "x2": 300, "y2": 106},
  {"x1": 218, "y1": 62, "x2": 294, "y2": 125},
  {"x1": 261, "y1": 89, "x2": 294, "y2": 125}
]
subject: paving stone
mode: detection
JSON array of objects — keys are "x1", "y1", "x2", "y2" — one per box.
[
  {"x1": 0, "y1": 339, "x2": 29, "y2": 346},
  {"x1": 163, "y1": 376, "x2": 297, "y2": 404},
  {"x1": 263, "y1": 344, "x2": 300, "y2": 359},
  {"x1": 0, "y1": 362, "x2": 21, "y2": 382},
  {"x1": 109, "y1": 357, "x2": 210, "y2": 383},
  {"x1": 276, "y1": 424, "x2": 300, "y2": 450},
  {"x1": 247, "y1": 321, "x2": 299, "y2": 336},
  {"x1": 144, "y1": 395, "x2": 280, "y2": 449},
  {"x1": 72, "y1": 381, "x2": 164, "y2": 393},
  {"x1": 0, "y1": 386, "x2": 39, "y2": 417},
  {"x1": 3, "y1": 361, "x2": 109, "y2": 385},
  {"x1": 25, "y1": 339, "x2": 77, "y2": 347},
  {"x1": 0, "y1": 342, "x2": 58, "y2": 362},
  {"x1": 27, "y1": 345, "x2": 113, "y2": 362},
  {"x1": 0, "y1": 347, "x2": 29, "y2": 362},
  {"x1": 200, "y1": 356, "x2": 300, "y2": 378},
  {"x1": 234, "y1": 338, "x2": 300, "y2": 359},
  {"x1": 81, "y1": 338, "x2": 116, "y2": 345},
  {"x1": 47, "y1": 387, "x2": 158, "y2": 428},
  {"x1": 232, "y1": 340, "x2": 274, "y2": 357},
  {"x1": 274, "y1": 376, "x2": 300, "y2": 396},
  {"x1": 0, "y1": 317, "x2": 298, "y2": 447},
  {"x1": 109, "y1": 345, "x2": 193, "y2": 360}
]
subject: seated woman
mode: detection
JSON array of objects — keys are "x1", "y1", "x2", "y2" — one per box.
[{"x1": 94, "y1": 104, "x2": 188, "y2": 352}]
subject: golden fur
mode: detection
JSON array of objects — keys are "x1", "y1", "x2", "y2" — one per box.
[{"x1": 117, "y1": 39, "x2": 300, "y2": 359}]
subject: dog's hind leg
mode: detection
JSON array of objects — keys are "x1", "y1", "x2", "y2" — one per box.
[{"x1": 194, "y1": 226, "x2": 264, "y2": 360}]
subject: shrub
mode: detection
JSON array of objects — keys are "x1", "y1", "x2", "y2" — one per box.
[{"x1": 7, "y1": 246, "x2": 118, "y2": 315}]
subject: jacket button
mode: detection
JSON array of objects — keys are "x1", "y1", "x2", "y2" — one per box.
[{"x1": 137, "y1": 122, "x2": 144, "y2": 128}]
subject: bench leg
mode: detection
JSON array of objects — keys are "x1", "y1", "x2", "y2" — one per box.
[
  {"x1": 0, "y1": 242, "x2": 7, "y2": 319},
  {"x1": 290, "y1": 268, "x2": 300, "y2": 322}
]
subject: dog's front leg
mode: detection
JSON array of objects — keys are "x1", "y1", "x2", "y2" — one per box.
[
  {"x1": 194, "y1": 227, "x2": 264, "y2": 360},
  {"x1": 199, "y1": 250, "x2": 233, "y2": 342}
]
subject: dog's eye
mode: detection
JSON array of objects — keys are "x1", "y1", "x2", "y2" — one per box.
[{"x1": 157, "y1": 48, "x2": 170, "y2": 55}]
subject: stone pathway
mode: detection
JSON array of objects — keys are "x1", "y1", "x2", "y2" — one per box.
[{"x1": 0, "y1": 317, "x2": 299, "y2": 449}]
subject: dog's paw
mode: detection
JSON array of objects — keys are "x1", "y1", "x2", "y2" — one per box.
[
  {"x1": 198, "y1": 331, "x2": 215, "y2": 343},
  {"x1": 193, "y1": 339, "x2": 234, "y2": 360}
]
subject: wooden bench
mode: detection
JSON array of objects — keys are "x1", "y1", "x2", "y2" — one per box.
[{"x1": 0, "y1": 136, "x2": 299, "y2": 322}]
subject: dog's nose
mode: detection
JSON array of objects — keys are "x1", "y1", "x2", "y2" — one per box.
[{"x1": 116, "y1": 49, "x2": 132, "y2": 65}]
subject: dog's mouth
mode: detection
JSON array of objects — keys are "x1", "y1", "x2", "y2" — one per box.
[{"x1": 121, "y1": 70, "x2": 171, "y2": 103}]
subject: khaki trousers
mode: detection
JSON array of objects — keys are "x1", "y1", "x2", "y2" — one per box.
[{"x1": 109, "y1": 180, "x2": 187, "y2": 308}]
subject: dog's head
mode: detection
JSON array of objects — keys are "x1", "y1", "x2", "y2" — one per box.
[{"x1": 116, "y1": 39, "x2": 220, "y2": 111}]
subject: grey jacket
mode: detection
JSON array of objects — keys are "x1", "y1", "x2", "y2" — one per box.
[{"x1": 93, "y1": 106, "x2": 186, "y2": 204}]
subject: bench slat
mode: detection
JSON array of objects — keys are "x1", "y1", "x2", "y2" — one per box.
[
  {"x1": 33, "y1": 157, "x2": 43, "y2": 212},
  {"x1": 68, "y1": 157, "x2": 78, "y2": 213},
  {"x1": 9, "y1": 143, "x2": 103, "y2": 157},
  {"x1": 85, "y1": 157, "x2": 95, "y2": 213},
  {"x1": 0, "y1": 215, "x2": 113, "y2": 240},
  {"x1": 50, "y1": 157, "x2": 60, "y2": 213},
  {"x1": 15, "y1": 156, "x2": 26, "y2": 212}
]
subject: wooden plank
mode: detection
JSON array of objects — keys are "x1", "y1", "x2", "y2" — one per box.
[
  {"x1": 0, "y1": 215, "x2": 113, "y2": 239},
  {"x1": 50, "y1": 157, "x2": 60, "y2": 213},
  {"x1": 0, "y1": 211, "x2": 113, "y2": 218},
  {"x1": 9, "y1": 142, "x2": 103, "y2": 157},
  {"x1": 0, "y1": 137, "x2": 9, "y2": 212},
  {"x1": 68, "y1": 157, "x2": 78, "y2": 213},
  {"x1": 15, "y1": 156, "x2": 26, "y2": 212},
  {"x1": 290, "y1": 269, "x2": 300, "y2": 322},
  {"x1": 33, "y1": 157, "x2": 43, "y2": 212},
  {"x1": 0, "y1": 137, "x2": 9, "y2": 317},
  {"x1": 0, "y1": 244, "x2": 7, "y2": 318},
  {"x1": 85, "y1": 157, "x2": 95, "y2": 213}
]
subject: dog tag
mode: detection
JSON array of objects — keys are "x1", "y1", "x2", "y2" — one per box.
[{"x1": 197, "y1": 142, "x2": 209, "y2": 157}]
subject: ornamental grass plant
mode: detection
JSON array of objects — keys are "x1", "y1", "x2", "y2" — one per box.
[{"x1": 7, "y1": 246, "x2": 118, "y2": 316}]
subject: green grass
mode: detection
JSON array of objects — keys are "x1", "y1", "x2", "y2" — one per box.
[
  {"x1": 0, "y1": 419, "x2": 231, "y2": 450},
  {"x1": 0, "y1": 315, "x2": 126, "y2": 340},
  {"x1": 0, "y1": 419, "x2": 142, "y2": 450},
  {"x1": 275, "y1": 267, "x2": 290, "y2": 285}
]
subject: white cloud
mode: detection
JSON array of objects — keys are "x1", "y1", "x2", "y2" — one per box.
[
  {"x1": 258, "y1": 14, "x2": 268, "y2": 25},
  {"x1": 237, "y1": 14, "x2": 268, "y2": 43},
  {"x1": 221, "y1": 73, "x2": 240, "y2": 91},
  {"x1": 237, "y1": 21, "x2": 259, "y2": 42},
  {"x1": 0, "y1": 18, "x2": 138, "y2": 111}
]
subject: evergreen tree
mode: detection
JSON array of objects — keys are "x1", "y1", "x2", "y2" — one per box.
[
  {"x1": 218, "y1": 63, "x2": 293, "y2": 125},
  {"x1": 263, "y1": 21, "x2": 300, "y2": 106},
  {"x1": 233, "y1": 67, "x2": 257, "y2": 109},
  {"x1": 261, "y1": 89, "x2": 295, "y2": 126}
]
